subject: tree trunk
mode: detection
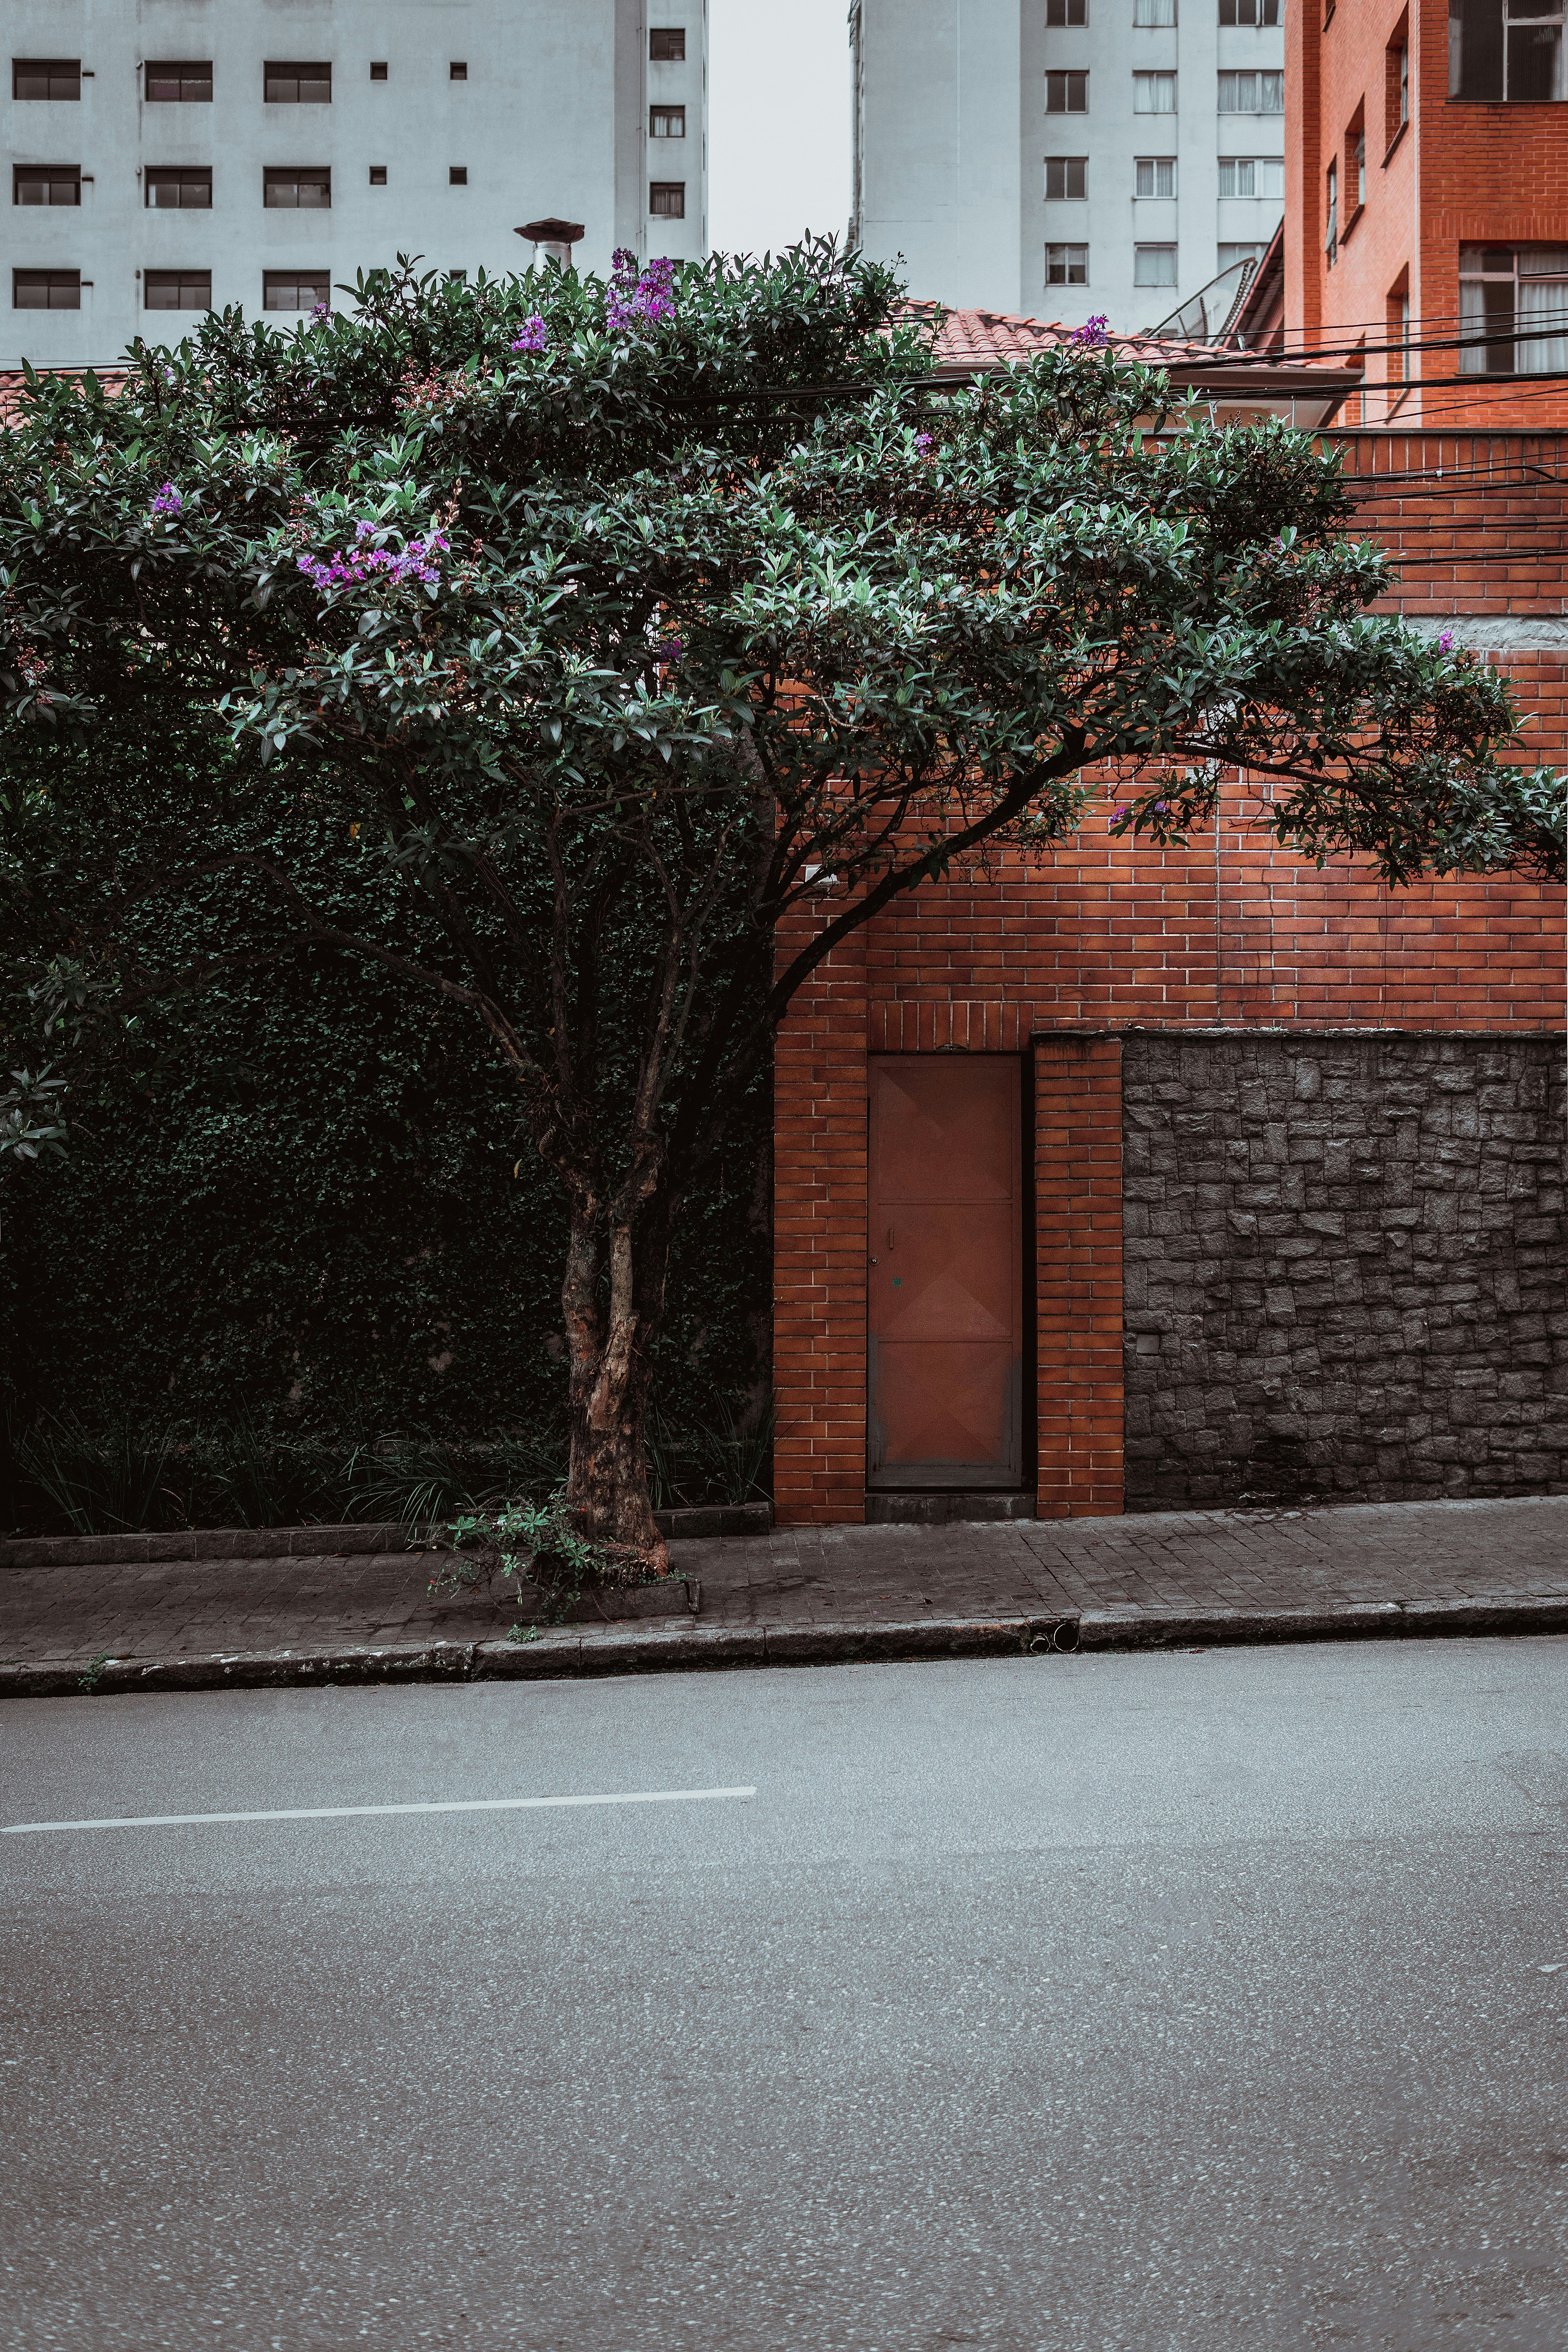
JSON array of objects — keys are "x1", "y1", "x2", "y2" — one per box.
[{"x1": 560, "y1": 1189, "x2": 671, "y2": 1567}]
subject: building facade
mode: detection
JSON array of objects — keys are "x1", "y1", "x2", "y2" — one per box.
[
  {"x1": 849, "y1": 0, "x2": 1285, "y2": 332},
  {"x1": 3, "y1": 0, "x2": 707, "y2": 370},
  {"x1": 772, "y1": 315, "x2": 1568, "y2": 1528},
  {"x1": 1283, "y1": 0, "x2": 1568, "y2": 426}
]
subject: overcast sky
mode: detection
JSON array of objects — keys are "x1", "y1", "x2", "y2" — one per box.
[{"x1": 709, "y1": 0, "x2": 853, "y2": 257}]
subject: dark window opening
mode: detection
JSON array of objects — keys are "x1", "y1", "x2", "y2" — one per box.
[
  {"x1": 1046, "y1": 70, "x2": 1089, "y2": 111},
  {"x1": 15, "y1": 165, "x2": 81, "y2": 205},
  {"x1": 450, "y1": 60, "x2": 467, "y2": 79},
  {"x1": 369, "y1": 164, "x2": 387, "y2": 184},
  {"x1": 1219, "y1": 0, "x2": 1279, "y2": 20},
  {"x1": 145, "y1": 269, "x2": 212, "y2": 310},
  {"x1": 1450, "y1": 0, "x2": 1564, "y2": 101},
  {"x1": 1045, "y1": 243, "x2": 1089, "y2": 283},
  {"x1": 263, "y1": 270, "x2": 332, "y2": 311},
  {"x1": 650, "y1": 104, "x2": 686, "y2": 135},
  {"x1": 14, "y1": 267, "x2": 81, "y2": 307},
  {"x1": 265, "y1": 62, "x2": 332, "y2": 103},
  {"x1": 13, "y1": 59, "x2": 81, "y2": 101},
  {"x1": 370, "y1": 62, "x2": 388, "y2": 81},
  {"x1": 650, "y1": 180, "x2": 685, "y2": 216},
  {"x1": 264, "y1": 168, "x2": 331, "y2": 208},
  {"x1": 1046, "y1": 156, "x2": 1088, "y2": 198},
  {"x1": 1460, "y1": 243, "x2": 1568, "y2": 370},
  {"x1": 145, "y1": 168, "x2": 212, "y2": 208},
  {"x1": 145, "y1": 60, "x2": 212, "y2": 102},
  {"x1": 449, "y1": 165, "x2": 467, "y2": 185},
  {"x1": 650, "y1": 28, "x2": 686, "y2": 60},
  {"x1": 1046, "y1": 0, "x2": 1088, "y2": 21}
]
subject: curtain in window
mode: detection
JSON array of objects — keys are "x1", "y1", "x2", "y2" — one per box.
[{"x1": 1518, "y1": 250, "x2": 1568, "y2": 372}]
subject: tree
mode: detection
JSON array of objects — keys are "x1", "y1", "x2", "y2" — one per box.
[{"x1": 0, "y1": 243, "x2": 1560, "y2": 1550}]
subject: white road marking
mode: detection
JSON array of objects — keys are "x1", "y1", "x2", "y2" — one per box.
[{"x1": 2, "y1": 1786, "x2": 758, "y2": 1835}]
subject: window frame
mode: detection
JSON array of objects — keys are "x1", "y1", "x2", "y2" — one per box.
[
  {"x1": 1046, "y1": 0, "x2": 1089, "y2": 21},
  {"x1": 649, "y1": 27, "x2": 687, "y2": 61},
  {"x1": 1132, "y1": 70, "x2": 1179, "y2": 112},
  {"x1": 1218, "y1": 67, "x2": 1285, "y2": 110},
  {"x1": 1449, "y1": 0, "x2": 1566, "y2": 102},
  {"x1": 262, "y1": 269, "x2": 332, "y2": 312},
  {"x1": 650, "y1": 103, "x2": 686, "y2": 136},
  {"x1": 1045, "y1": 242, "x2": 1089, "y2": 285},
  {"x1": 1046, "y1": 69, "x2": 1090, "y2": 111},
  {"x1": 14, "y1": 164, "x2": 82, "y2": 206},
  {"x1": 143, "y1": 60, "x2": 212, "y2": 103},
  {"x1": 1045, "y1": 155, "x2": 1089, "y2": 199},
  {"x1": 263, "y1": 167, "x2": 332, "y2": 209},
  {"x1": 649, "y1": 180, "x2": 686, "y2": 218},
  {"x1": 1218, "y1": 0, "x2": 1280, "y2": 21},
  {"x1": 263, "y1": 62, "x2": 332, "y2": 104},
  {"x1": 1133, "y1": 0, "x2": 1178, "y2": 24},
  {"x1": 144, "y1": 268, "x2": 212, "y2": 312},
  {"x1": 1134, "y1": 154, "x2": 1177, "y2": 196},
  {"x1": 1133, "y1": 242, "x2": 1179, "y2": 287},
  {"x1": 144, "y1": 167, "x2": 212, "y2": 209},
  {"x1": 1217, "y1": 154, "x2": 1283, "y2": 197},
  {"x1": 1459, "y1": 242, "x2": 1568, "y2": 372},
  {"x1": 12, "y1": 59, "x2": 82, "y2": 102},
  {"x1": 13, "y1": 267, "x2": 81, "y2": 309}
]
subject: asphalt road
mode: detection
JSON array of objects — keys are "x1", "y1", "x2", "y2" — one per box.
[{"x1": 3, "y1": 1641, "x2": 1568, "y2": 2352}]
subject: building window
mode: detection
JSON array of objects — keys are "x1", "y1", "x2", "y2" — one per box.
[
  {"x1": 1450, "y1": 0, "x2": 1565, "y2": 100},
  {"x1": 369, "y1": 165, "x2": 387, "y2": 185},
  {"x1": 15, "y1": 268, "x2": 81, "y2": 308},
  {"x1": 1134, "y1": 243, "x2": 1178, "y2": 285},
  {"x1": 650, "y1": 180, "x2": 685, "y2": 216},
  {"x1": 12, "y1": 60, "x2": 81, "y2": 101},
  {"x1": 15, "y1": 165, "x2": 81, "y2": 205},
  {"x1": 1134, "y1": 0, "x2": 1177, "y2": 23},
  {"x1": 1218, "y1": 155, "x2": 1283, "y2": 195},
  {"x1": 1045, "y1": 242, "x2": 1089, "y2": 283},
  {"x1": 1135, "y1": 155, "x2": 1177, "y2": 195},
  {"x1": 650, "y1": 27, "x2": 687, "y2": 60},
  {"x1": 1386, "y1": 15, "x2": 1411, "y2": 143},
  {"x1": 1219, "y1": 0, "x2": 1279, "y2": 19},
  {"x1": 145, "y1": 269, "x2": 211, "y2": 310},
  {"x1": 1046, "y1": 156, "x2": 1089, "y2": 198},
  {"x1": 449, "y1": 165, "x2": 467, "y2": 184},
  {"x1": 650, "y1": 104, "x2": 686, "y2": 135},
  {"x1": 264, "y1": 169, "x2": 330, "y2": 208},
  {"x1": 1388, "y1": 280, "x2": 1411, "y2": 380},
  {"x1": 1354, "y1": 125, "x2": 1366, "y2": 206},
  {"x1": 447, "y1": 269, "x2": 467, "y2": 284},
  {"x1": 263, "y1": 270, "x2": 331, "y2": 310},
  {"x1": 1047, "y1": 0, "x2": 1088, "y2": 20},
  {"x1": 1134, "y1": 71, "x2": 1178, "y2": 110},
  {"x1": 264, "y1": 62, "x2": 332, "y2": 103},
  {"x1": 1218, "y1": 240, "x2": 1266, "y2": 268},
  {"x1": 370, "y1": 62, "x2": 388, "y2": 82},
  {"x1": 450, "y1": 61, "x2": 467, "y2": 80},
  {"x1": 1046, "y1": 71, "x2": 1090, "y2": 110},
  {"x1": 145, "y1": 61, "x2": 212, "y2": 102},
  {"x1": 1218, "y1": 69, "x2": 1284, "y2": 109},
  {"x1": 145, "y1": 168, "x2": 211, "y2": 208},
  {"x1": 1459, "y1": 244, "x2": 1568, "y2": 370},
  {"x1": 1325, "y1": 158, "x2": 1338, "y2": 264}
]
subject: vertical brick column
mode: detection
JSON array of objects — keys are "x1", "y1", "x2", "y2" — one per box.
[
  {"x1": 772, "y1": 913, "x2": 869, "y2": 1526},
  {"x1": 1034, "y1": 1034, "x2": 1124, "y2": 1516}
]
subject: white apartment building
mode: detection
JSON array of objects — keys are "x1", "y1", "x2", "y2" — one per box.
[
  {"x1": 3, "y1": 1, "x2": 707, "y2": 369},
  {"x1": 849, "y1": 0, "x2": 1284, "y2": 334}
]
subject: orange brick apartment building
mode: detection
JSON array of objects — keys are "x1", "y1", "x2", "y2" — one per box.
[
  {"x1": 771, "y1": 312, "x2": 1568, "y2": 1528},
  {"x1": 1281, "y1": 0, "x2": 1568, "y2": 427}
]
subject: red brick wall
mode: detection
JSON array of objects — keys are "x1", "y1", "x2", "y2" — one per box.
[{"x1": 771, "y1": 430, "x2": 1568, "y2": 1527}]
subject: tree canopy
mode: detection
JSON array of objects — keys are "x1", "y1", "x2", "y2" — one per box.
[{"x1": 2, "y1": 241, "x2": 1561, "y2": 1543}]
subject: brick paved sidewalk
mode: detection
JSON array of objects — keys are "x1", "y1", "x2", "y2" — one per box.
[{"x1": 2, "y1": 1496, "x2": 1566, "y2": 1690}]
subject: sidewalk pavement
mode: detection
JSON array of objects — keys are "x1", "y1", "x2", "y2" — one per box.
[{"x1": 3, "y1": 1494, "x2": 1567, "y2": 1698}]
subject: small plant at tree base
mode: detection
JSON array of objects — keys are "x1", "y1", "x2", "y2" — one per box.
[{"x1": 429, "y1": 1489, "x2": 666, "y2": 1628}]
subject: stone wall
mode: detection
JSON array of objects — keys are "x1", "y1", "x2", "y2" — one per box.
[{"x1": 1122, "y1": 1033, "x2": 1568, "y2": 1509}]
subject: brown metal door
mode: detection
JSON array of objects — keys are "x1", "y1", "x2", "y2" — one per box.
[{"x1": 867, "y1": 1056, "x2": 1024, "y2": 1489}]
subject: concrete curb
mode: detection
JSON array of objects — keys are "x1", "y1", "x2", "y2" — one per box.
[{"x1": 5, "y1": 1590, "x2": 1568, "y2": 1698}]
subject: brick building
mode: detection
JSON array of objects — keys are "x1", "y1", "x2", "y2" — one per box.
[
  {"x1": 772, "y1": 310, "x2": 1568, "y2": 1528},
  {"x1": 1281, "y1": 0, "x2": 1568, "y2": 428}
]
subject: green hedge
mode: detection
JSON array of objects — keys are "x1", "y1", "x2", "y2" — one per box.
[{"x1": 2, "y1": 733, "x2": 771, "y2": 1514}]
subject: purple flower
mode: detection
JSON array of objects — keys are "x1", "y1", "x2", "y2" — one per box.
[
  {"x1": 297, "y1": 523, "x2": 450, "y2": 595},
  {"x1": 149, "y1": 483, "x2": 183, "y2": 521},
  {"x1": 1073, "y1": 314, "x2": 1110, "y2": 349},
  {"x1": 914, "y1": 431, "x2": 934, "y2": 453},
  {"x1": 510, "y1": 312, "x2": 549, "y2": 353},
  {"x1": 1437, "y1": 628, "x2": 1455, "y2": 653},
  {"x1": 310, "y1": 300, "x2": 331, "y2": 323},
  {"x1": 606, "y1": 251, "x2": 677, "y2": 332},
  {"x1": 655, "y1": 635, "x2": 683, "y2": 662}
]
